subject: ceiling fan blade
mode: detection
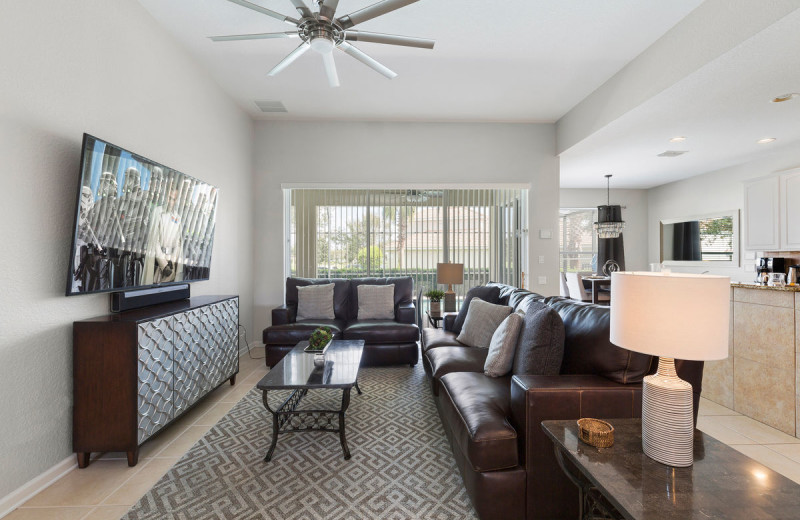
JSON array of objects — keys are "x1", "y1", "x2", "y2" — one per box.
[
  {"x1": 209, "y1": 31, "x2": 298, "y2": 42},
  {"x1": 338, "y1": 42, "x2": 397, "y2": 79},
  {"x1": 318, "y1": 0, "x2": 340, "y2": 20},
  {"x1": 225, "y1": 0, "x2": 299, "y2": 26},
  {"x1": 288, "y1": 0, "x2": 313, "y2": 18},
  {"x1": 344, "y1": 31, "x2": 434, "y2": 49},
  {"x1": 322, "y1": 52, "x2": 340, "y2": 87},
  {"x1": 268, "y1": 43, "x2": 311, "y2": 76},
  {"x1": 338, "y1": 0, "x2": 419, "y2": 29}
]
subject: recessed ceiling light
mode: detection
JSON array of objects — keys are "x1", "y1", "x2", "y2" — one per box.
[
  {"x1": 757, "y1": 138, "x2": 777, "y2": 144},
  {"x1": 772, "y1": 93, "x2": 799, "y2": 103},
  {"x1": 669, "y1": 136, "x2": 687, "y2": 143}
]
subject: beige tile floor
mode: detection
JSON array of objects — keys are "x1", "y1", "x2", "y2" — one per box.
[
  {"x1": 7, "y1": 354, "x2": 800, "y2": 519},
  {"x1": 5, "y1": 348, "x2": 269, "y2": 520}
]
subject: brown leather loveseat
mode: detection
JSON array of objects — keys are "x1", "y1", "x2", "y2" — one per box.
[
  {"x1": 263, "y1": 276, "x2": 419, "y2": 367},
  {"x1": 423, "y1": 283, "x2": 704, "y2": 520}
]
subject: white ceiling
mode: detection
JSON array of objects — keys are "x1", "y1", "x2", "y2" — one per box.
[
  {"x1": 136, "y1": 0, "x2": 703, "y2": 122},
  {"x1": 559, "y1": 6, "x2": 800, "y2": 189},
  {"x1": 136, "y1": 0, "x2": 800, "y2": 189}
]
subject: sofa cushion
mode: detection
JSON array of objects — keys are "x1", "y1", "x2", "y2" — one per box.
[
  {"x1": 286, "y1": 278, "x2": 350, "y2": 321},
  {"x1": 357, "y1": 284, "x2": 395, "y2": 320},
  {"x1": 439, "y1": 372, "x2": 518, "y2": 472},
  {"x1": 296, "y1": 283, "x2": 335, "y2": 320},
  {"x1": 427, "y1": 346, "x2": 488, "y2": 381},
  {"x1": 486, "y1": 282, "x2": 518, "y2": 305},
  {"x1": 544, "y1": 296, "x2": 653, "y2": 383},
  {"x1": 343, "y1": 320, "x2": 419, "y2": 344},
  {"x1": 485, "y1": 312, "x2": 524, "y2": 377},
  {"x1": 262, "y1": 319, "x2": 345, "y2": 345},
  {"x1": 421, "y1": 328, "x2": 461, "y2": 353},
  {"x1": 452, "y1": 285, "x2": 502, "y2": 334},
  {"x1": 349, "y1": 277, "x2": 413, "y2": 321},
  {"x1": 456, "y1": 298, "x2": 512, "y2": 348},
  {"x1": 513, "y1": 302, "x2": 565, "y2": 375}
]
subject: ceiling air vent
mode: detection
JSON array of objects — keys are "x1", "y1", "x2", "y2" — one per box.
[
  {"x1": 657, "y1": 150, "x2": 688, "y2": 157},
  {"x1": 255, "y1": 100, "x2": 287, "y2": 113}
]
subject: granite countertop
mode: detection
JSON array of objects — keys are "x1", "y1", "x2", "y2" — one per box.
[{"x1": 731, "y1": 282, "x2": 800, "y2": 292}]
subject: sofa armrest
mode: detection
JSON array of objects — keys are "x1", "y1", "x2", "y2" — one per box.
[
  {"x1": 443, "y1": 312, "x2": 458, "y2": 331},
  {"x1": 396, "y1": 301, "x2": 415, "y2": 324},
  {"x1": 509, "y1": 375, "x2": 642, "y2": 520},
  {"x1": 271, "y1": 304, "x2": 295, "y2": 326}
]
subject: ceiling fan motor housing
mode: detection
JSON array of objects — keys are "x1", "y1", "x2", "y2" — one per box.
[{"x1": 300, "y1": 19, "x2": 344, "y2": 53}]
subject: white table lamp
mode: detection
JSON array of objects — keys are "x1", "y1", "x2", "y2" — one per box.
[
  {"x1": 610, "y1": 271, "x2": 729, "y2": 467},
  {"x1": 437, "y1": 263, "x2": 464, "y2": 312}
]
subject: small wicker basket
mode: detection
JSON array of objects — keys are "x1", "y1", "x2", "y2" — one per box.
[{"x1": 577, "y1": 418, "x2": 614, "y2": 448}]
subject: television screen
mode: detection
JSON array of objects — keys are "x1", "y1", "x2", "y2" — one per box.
[{"x1": 66, "y1": 134, "x2": 218, "y2": 296}]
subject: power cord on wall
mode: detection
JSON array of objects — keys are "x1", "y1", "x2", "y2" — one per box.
[{"x1": 239, "y1": 324, "x2": 264, "y2": 359}]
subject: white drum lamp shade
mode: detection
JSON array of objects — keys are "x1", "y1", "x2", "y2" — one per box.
[
  {"x1": 437, "y1": 263, "x2": 464, "y2": 312},
  {"x1": 610, "y1": 272, "x2": 730, "y2": 467}
]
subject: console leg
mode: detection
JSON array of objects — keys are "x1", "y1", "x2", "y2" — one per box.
[
  {"x1": 126, "y1": 449, "x2": 139, "y2": 467},
  {"x1": 229, "y1": 374, "x2": 237, "y2": 386},
  {"x1": 354, "y1": 381, "x2": 362, "y2": 395},
  {"x1": 76, "y1": 452, "x2": 90, "y2": 469}
]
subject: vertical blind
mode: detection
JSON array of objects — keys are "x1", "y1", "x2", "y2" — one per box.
[{"x1": 286, "y1": 188, "x2": 528, "y2": 299}]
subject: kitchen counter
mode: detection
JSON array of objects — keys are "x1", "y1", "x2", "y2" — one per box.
[{"x1": 730, "y1": 282, "x2": 800, "y2": 292}]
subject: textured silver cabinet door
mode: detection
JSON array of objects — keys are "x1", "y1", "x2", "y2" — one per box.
[
  {"x1": 137, "y1": 317, "x2": 174, "y2": 444},
  {"x1": 173, "y1": 297, "x2": 239, "y2": 416},
  {"x1": 173, "y1": 308, "x2": 206, "y2": 416},
  {"x1": 199, "y1": 298, "x2": 239, "y2": 393}
]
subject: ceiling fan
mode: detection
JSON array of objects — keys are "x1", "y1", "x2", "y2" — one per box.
[{"x1": 209, "y1": 0, "x2": 435, "y2": 87}]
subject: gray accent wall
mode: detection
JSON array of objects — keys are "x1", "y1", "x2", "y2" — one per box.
[
  {"x1": 0, "y1": 0, "x2": 254, "y2": 499},
  {"x1": 252, "y1": 121, "x2": 560, "y2": 336}
]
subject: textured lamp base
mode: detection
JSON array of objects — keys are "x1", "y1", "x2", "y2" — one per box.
[
  {"x1": 444, "y1": 288, "x2": 456, "y2": 312},
  {"x1": 641, "y1": 357, "x2": 694, "y2": 467}
]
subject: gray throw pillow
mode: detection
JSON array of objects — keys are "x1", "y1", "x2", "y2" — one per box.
[
  {"x1": 513, "y1": 302, "x2": 565, "y2": 375},
  {"x1": 296, "y1": 283, "x2": 335, "y2": 320},
  {"x1": 484, "y1": 312, "x2": 524, "y2": 377},
  {"x1": 456, "y1": 298, "x2": 512, "y2": 348},
  {"x1": 452, "y1": 285, "x2": 502, "y2": 334},
  {"x1": 357, "y1": 284, "x2": 395, "y2": 320}
]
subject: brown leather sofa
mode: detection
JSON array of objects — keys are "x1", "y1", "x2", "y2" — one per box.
[
  {"x1": 262, "y1": 276, "x2": 419, "y2": 367},
  {"x1": 422, "y1": 283, "x2": 704, "y2": 520}
]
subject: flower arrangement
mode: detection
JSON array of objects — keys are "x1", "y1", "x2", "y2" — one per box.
[
  {"x1": 308, "y1": 326, "x2": 333, "y2": 352},
  {"x1": 425, "y1": 289, "x2": 445, "y2": 302}
]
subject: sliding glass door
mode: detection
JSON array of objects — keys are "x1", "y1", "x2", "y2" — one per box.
[{"x1": 286, "y1": 188, "x2": 528, "y2": 298}]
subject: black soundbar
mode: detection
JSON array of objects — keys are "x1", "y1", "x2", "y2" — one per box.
[{"x1": 111, "y1": 284, "x2": 190, "y2": 312}]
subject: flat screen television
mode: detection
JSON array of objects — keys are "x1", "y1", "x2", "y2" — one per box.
[{"x1": 66, "y1": 134, "x2": 218, "y2": 296}]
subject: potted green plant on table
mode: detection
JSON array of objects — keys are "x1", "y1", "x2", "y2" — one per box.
[
  {"x1": 425, "y1": 289, "x2": 445, "y2": 316},
  {"x1": 305, "y1": 327, "x2": 333, "y2": 366}
]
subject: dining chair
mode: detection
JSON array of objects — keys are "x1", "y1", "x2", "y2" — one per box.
[
  {"x1": 565, "y1": 272, "x2": 591, "y2": 302},
  {"x1": 559, "y1": 272, "x2": 570, "y2": 298}
]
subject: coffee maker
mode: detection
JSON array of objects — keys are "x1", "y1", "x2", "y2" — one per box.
[{"x1": 755, "y1": 257, "x2": 786, "y2": 283}]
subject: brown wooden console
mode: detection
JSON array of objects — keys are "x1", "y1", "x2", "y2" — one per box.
[{"x1": 73, "y1": 295, "x2": 239, "y2": 467}]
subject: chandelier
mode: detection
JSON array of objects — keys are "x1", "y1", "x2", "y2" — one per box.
[{"x1": 593, "y1": 174, "x2": 625, "y2": 239}]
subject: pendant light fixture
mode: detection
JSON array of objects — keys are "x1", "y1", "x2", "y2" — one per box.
[{"x1": 594, "y1": 174, "x2": 625, "y2": 239}]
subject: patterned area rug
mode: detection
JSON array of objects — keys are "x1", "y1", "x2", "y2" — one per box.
[{"x1": 124, "y1": 363, "x2": 477, "y2": 519}]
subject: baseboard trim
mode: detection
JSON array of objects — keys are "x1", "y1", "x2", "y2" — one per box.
[
  {"x1": 239, "y1": 341, "x2": 263, "y2": 357},
  {"x1": 0, "y1": 455, "x2": 76, "y2": 518}
]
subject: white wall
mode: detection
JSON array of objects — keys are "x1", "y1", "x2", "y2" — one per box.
[
  {"x1": 253, "y1": 121, "x2": 559, "y2": 335},
  {"x1": 559, "y1": 189, "x2": 649, "y2": 271},
  {"x1": 0, "y1": 0, "x2": 254, "y2": 499},
  {"x1": 647, "y1": 145, "x2": 800, "y2": 281}
]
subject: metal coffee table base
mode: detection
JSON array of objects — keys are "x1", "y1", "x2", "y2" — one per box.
[{"x1": 262, "y1": 382, "x2": 362, "y2": 462}]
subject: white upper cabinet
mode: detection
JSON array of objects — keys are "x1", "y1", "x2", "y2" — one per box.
[
  {"x1": 781, "y1": 171, "x2": 800, "y2": 250},
  {"x1": 744, "y1": 176, "x2": 780, "y2": 250}
]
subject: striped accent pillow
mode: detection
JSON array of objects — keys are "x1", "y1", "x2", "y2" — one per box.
[
  {"x1": 296, "y1": 283, "x2": 335, "y2": 320},
  {"x1": 357, "y1": 284, "x2": 395, "y2": 320},
  {"x1": 456, "y1": 297, "x2": 512, "y2": 348}
]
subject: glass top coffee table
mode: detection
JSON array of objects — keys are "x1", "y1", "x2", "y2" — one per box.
[{"x1": 256, "y1": 339, "x2": 364, "y2": 461}]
